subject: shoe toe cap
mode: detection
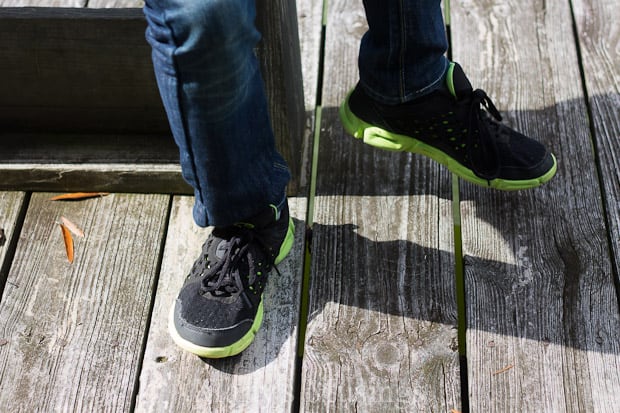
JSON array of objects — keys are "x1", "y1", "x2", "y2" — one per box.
[{"x1": 172, "y1": 283, "x2": 255, "y2": 348}]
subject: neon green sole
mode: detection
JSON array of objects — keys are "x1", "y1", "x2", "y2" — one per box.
[
  {"x1": 339, "y1": 94, "x2": 557, "y2": 191},
  {"x1": 169, "y1": 217, "x2": 296, "y2": 358}
]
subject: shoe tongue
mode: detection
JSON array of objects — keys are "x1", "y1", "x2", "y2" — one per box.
[
  {"x1": 446, "y1": 62, "x2": 473, "y2": 98},
  {"x1": 215, "y1": 239, "x2": 228, "y2": 259},
  {"x1": 237, "y1": 205, "x2": 278, "y2": 230}
]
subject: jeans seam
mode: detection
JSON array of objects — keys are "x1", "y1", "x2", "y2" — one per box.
[
  {"x1": 404, "y1": 57, "x2": 449, "y2": 99},
  {"x1": 399, "y1": 0, "x2": 406, "y2": 101},
  {"x1": 162, "y1": 10, "x2": 205, "y2": 211},
  {"x1": 361, "y1": 56, "x2": 448, "y2": 104}
]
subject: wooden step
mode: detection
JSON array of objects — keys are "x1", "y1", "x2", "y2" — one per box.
[{"x1": 0, "y1": 3, "x2": 306, "y2": 194}]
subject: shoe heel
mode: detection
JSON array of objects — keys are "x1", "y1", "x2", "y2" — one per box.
[
  {"x1": 340, "y1": 95, "x2": 414, "y2": 152},
  {"x1": 275, "y1": 218, "x2": 295, "y2": 264}
]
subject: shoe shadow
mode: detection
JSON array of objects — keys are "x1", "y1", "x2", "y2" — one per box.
[
  {"x1": 304, "y1": 102, "x2": 620, "y2": 358},
  {"x1": 204, "y1": 95, "x2": 620, "y2": 373},
  {"x1": 201, "y1": 220, "x2": 464, "y2": 375},
  {"x1": 306, "y1": 222, "x2": 460, "y2": 327}
]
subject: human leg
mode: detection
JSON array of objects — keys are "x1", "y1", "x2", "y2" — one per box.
[
  {"x1": 359, "y1": 0, "x2": 449, "y2": 104},
  {"x1": 144, "y1": 0, "x2": 295, "y2": 358},
  {"x1": 144, "y1": 0, "x2": 290, "y2": 228},
  {"x1": 343, "y1": 0, "x2": 556, "y2": 189}
]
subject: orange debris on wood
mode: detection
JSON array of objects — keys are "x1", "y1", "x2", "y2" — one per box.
[
  {"x1": 492, "y1": 364, "x2": 514, "y2": 376},
  {"x1": 59, "y1": 224, "x2": 74, "y2": 263},
  {"x1": 49, "y1": 192, "x2": 109, "y2": 201}
]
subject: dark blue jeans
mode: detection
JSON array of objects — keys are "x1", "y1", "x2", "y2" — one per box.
[
  {"x1": 360, "y1": 0, "x2": 449, "y2": 104},
  {"x1": 144, "y1": 0, "x2": 448, "y2": 227}
]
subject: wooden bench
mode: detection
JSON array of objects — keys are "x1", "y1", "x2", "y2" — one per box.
[{"x1": 0, "y1": 1, "x2": 305, "y2": 195}]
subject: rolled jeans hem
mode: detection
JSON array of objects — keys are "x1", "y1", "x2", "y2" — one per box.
[{"x1": 360, "y1": 56, "x2": 449, "y2": 104}]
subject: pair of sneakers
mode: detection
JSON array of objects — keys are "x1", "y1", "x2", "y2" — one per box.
[{"x1": 170, "y1": 62, "x2": 557, "y2": 358}]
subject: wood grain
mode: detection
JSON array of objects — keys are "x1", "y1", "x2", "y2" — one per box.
[
  {"x1": 295, "y1": 0, "x2": 324, "y2": 192},
  {"x1": 255, "y1": 0, "x2": 306, "y2": 195},
  {"x1": 0, "y1": 7, "x2": 168, "y2": 135},
  {"x1": 0, "y1": 191, "x2": 26, "y2": 283},
  {"x1": 450, "y1": 0, "x2": 620, "y2": 410},
  {"x1": 300, "y1": 0, "x2": 461, "y2": 410},
  {"x1": 572, "y1": 0, "x2": 620, "y2": 292},
  {"x1": 135, "y1": 196, "x2": 306, "y2": 412},
  {"x1": 297, "y1": 0, "x2": 323, "y2": 111},
  {"x1": 0, "y1": 133, "x2": 178, "y2": 164},
  {"x1": 0, "y1": 163, "x2": 191, "y2": 194},
  {"x1": 87, "y1": 0, "x2": 143, "y2": 7},
  {"x1": 0, "y1": 0, "x2": 84, "y2": 5},
  {"x1": 0, "y1": 0, "x2": 142, "y2": 6},
  {"x1": 0, "y1": 192, "x2": 170, "y2": 411}
]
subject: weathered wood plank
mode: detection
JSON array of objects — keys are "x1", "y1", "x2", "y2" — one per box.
[
  {"x1": 0, "y1": 0, "x2": 84, "y2": 5},
  {"x1": 297, "y1": 0, "x2": 323, "y2": 111},
  {"x1": 295, "y1": 0, "x2": 324, "y2": 191},
  {"x1": 0, "y1": 191, "x2": 26, "y2": 285},
  {"x1": 0, "y1": 133, "x2": 178, "y2": 164},
  {"x1": 88, "y1": 0, "x2": 143, "y2": 7},
  {"x1": 450, "y1": 0, "x2": 620, "y2": 410},
  {"x1": 0, "y1": 192, "x2": 170, "y2": 412},
  {"x1": 573, "y1": 0, "x2": 620, "y2": 288},
  {"x1": 304, "y1": 195, "x2": 460, "y2": 411},
  {"x1": 0, "y1": 133, "x2": 183, "y2": 193},
  {"x1": 0, "y1": 0, "x2": 142, "y2": 7},
  {"x1": 135, "y1": 196, "x2": 306, "y2": 412},
  {"x1": 255, "y1": 0, "x2": 306, "y2": 194},
  {"x1": 0, "y1": 163, "x2": 191, "y2": 194},
  {"x1": 300, "y1": 0, "x2": 461, "y2": 411},
  {"x1": 0, "y1": 2, "x2": 305, "y2": 194},
  {"x1": 0, "y1": 7, "x2": 169, "y2": 134}
]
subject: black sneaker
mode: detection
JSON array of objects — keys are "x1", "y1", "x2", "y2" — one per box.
[
  {"x1": 169, "y1": 200, "x2": 295, "y2": 358},
  {"x1": 340, "y1": 62, "x2": 557, "y2": 190}
]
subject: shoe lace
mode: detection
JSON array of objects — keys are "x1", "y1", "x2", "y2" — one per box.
[
  {"x1": 199, "y1": 228, "x2": 270, "y2": 297},
  {"x1": 466, "y1": 89, "x2": 503, "y2": 180}
]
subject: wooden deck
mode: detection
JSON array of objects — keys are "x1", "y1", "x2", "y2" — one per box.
[{"x1": 1, "y1": 0, "x2": 619, "y2": 411}]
